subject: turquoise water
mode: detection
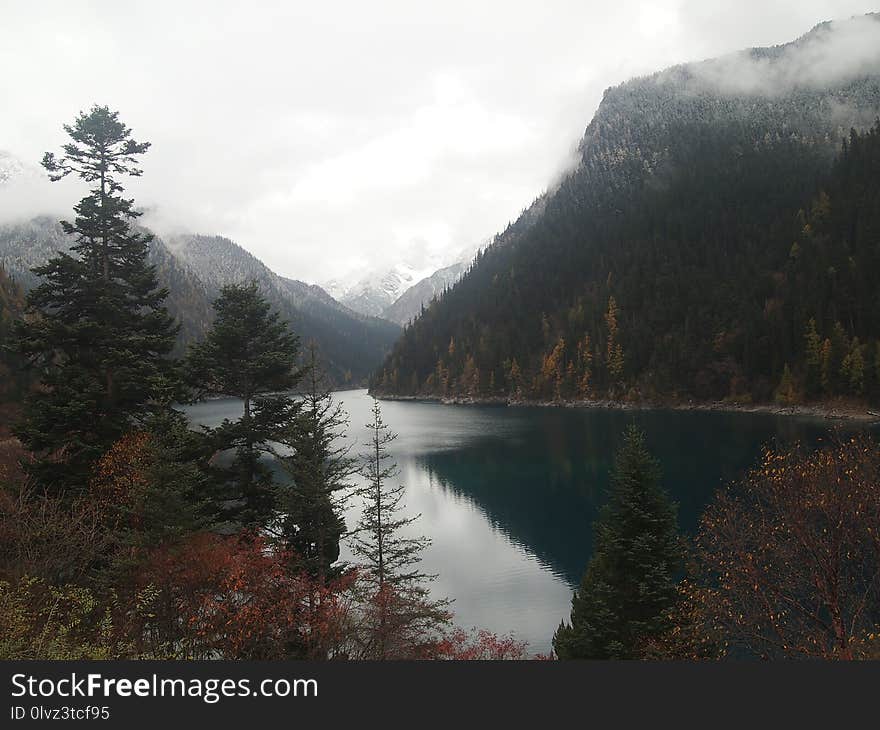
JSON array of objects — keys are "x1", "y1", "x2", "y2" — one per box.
[{"x1": 183, "y1": 389, "x2": 874, "y2": 652}]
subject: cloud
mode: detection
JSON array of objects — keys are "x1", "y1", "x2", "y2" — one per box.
[
  {"x1": 1, "y1": 1, "x2": 877, "y2": 284},
  {"x1": 681, "y1": 12, "x2": 880, "y2": 96}
]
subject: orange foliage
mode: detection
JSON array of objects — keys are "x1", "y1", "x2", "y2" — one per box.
[
  {"x1": 133, "y1": 532, "x2": 355, "y2": 659},
  {"x1": 431, "y1": 628, "x2": 530, "y2": 660},
  {"x1": 89, "y1": 431, "x2": 154, "y2": 530},
  {"x1": 696, "y1": 435, "x2": 880, "y2": 659}
]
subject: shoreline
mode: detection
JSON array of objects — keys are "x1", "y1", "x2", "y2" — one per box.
[{"x1": 372, "y1": 393, "x2": 880, "y2": 423}]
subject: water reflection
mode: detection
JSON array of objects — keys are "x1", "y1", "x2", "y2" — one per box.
[{"x1": 184, "y1": 390, "x2": 873, "y2": 652}]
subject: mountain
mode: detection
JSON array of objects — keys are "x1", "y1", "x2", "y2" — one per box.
[
  {"x1": 372, "y1": 14, "x2": 880, "y2": 406},
  {"x1": 0, "y1": 216, "x2": 214, "y2": 356},
  {"x1": 0, "y1": 152, "x2": 27, "y2": 186},
  {"x1": 164, "y1": 234, "x2": 401, "y2": 382},
  {"x1": 329, "y1": 240, "x2": 488, "y2": 325},
  {"x1": 0, "y1": 219, "x2": 399, "y2": 383},
  {"x1": 328, "y1": 261, "x2": 448, "y2": 318},
  {"x1": 381, "y1": 260, "x2": 467, "y2": 326}
]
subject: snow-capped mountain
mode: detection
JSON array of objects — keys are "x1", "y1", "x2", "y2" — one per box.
[
  {"x1": 0, "y1": 151, "x2": 44, "y2": 187},
  {"x1": 0, "y1": 152, "x2": 26, "y2": 186},
  {"x1": 327, "y1": 241, "x2": 486, "y2": 321},
  {"x1": 0, "y1": 217, "x2": 400, "y2": 382},
  {"x1": 328, "y1": 261, "x2": 446, "y2": 318},
  {"x1": 380, "y1": 260, "x2": 468, "y2": 326}
]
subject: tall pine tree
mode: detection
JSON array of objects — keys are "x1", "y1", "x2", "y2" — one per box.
[
  {"x1": 350, "y1": 399, "x2": 449, "y2": 659},
  {"x1": 553, "y1": 425, "x2": 683, "y2": 659},
  {"x1": 16, "y1": 106, "x2": 177, "y2": 493},
  {"x1": 185, "y1": 281, "x2": 301, "y2": 527},
  {"x1": 273, "y1": 344, "x2": 353, "y2": 584}
]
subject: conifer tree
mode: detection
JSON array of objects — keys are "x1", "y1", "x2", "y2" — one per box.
[
  {"x1": 91, "y1": 409, "x2": 215, "y2": 579},
  {"x1": 774, "y1": 363, "x2": 798, "y2": 405},
  {"x1": 604, "y1": 296, "x2": 625, "y2": 386},
  {"x1": 16, "y1": 106, "x2": 177, "y2": 493},
  {"x1": 273, "y1": 344, "x2": 353, "y2": 584},
  {"x1": 553, "y1": 425, "x2": 683, "y2": 659},
  {"x1": 350, "y1": 399, "x2": 449, "y2": 659},
  {"x1": 185, "y1": 281, "x2": 301, "y2": 526},
  {"x1": 804, "y1": 318, "x2": 822, "y2": 398},
  {"x1": 841, "y1": 338, "x2": 865, "y2": 395}
]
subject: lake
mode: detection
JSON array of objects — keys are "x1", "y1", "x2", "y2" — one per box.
[{"x1": 183, "y1": 388, "x2": 875, "y2": 652}]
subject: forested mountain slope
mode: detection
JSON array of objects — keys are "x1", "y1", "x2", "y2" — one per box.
[
  {"x1": 0, "y1": 263, "x2": 26, "y2": 403},
  {"x1": 381, "y1": 260, "x2": 467, "y2": 326},
  {"x1": 0, "y1": 220, "x2": 399, "y2": 383},
  {"x1": 166, "y1": 234, "x2": 400, "y2": 383},
  {"x1": 372, "y1": 15, "x2": 880, "y2": 406},
  {"x1": 0, "y1": 217, "x2": 213, "y2": 356}
]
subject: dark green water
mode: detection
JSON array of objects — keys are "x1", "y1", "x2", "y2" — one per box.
[{"x1": 183, "y1": 388, "x2": 875, "y2": 652}]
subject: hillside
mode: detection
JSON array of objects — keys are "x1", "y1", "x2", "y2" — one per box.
[
  {"x1": 381, "y1": 260, "x2": 467, "y2": 326},
  {"x1": 371, "y1": 15, "x2": 880, "y2": 407},
  {"x1": 0, "y1": 217, "x2": 214, "y2": 356},
  {"x1": 165, "y1": 234, "x2": 401, "y2": 383},
  {"x1": 0, "y1": 263, "x2": 26, "y2": 403},
  {"x1": 0, "y1": 220, "x2": 400, "y2": 383}
]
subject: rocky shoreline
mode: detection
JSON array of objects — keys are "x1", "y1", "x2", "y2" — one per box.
[{"x1": 372, "y1": 393, "x2": 880, "y2": 423}]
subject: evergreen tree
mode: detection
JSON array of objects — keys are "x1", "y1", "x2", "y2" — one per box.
[
  {"x1": 553, "y1": 425, "x2": 683, "y2": 659},
  {"x1": 774, "y1": 363, "x2": 798, "y2": 405},
  {"x1": 841, "y1": 338, "x2": 865, "y2": 395},
  {"x1": 91, "y1": 409, "x2": 215, "y2": 579},
  {"x1": 605, "y1": 297, "x2": 625, "y2": 386},
  {"x1": 273, "y1": 344, "x2": 353, "y2": 584},
  {"x1": 185, "y1": 281, "x2": 301, "y2": 527},
  {"x1": 804, "y1": 318, "x2": 822, "y2": 398},
  {"x1": 15, "y1": 106, "x2": 177, "y2": 494},
  {"x1": 350, "y1": 399, "x2": 449, "y2": 659}
]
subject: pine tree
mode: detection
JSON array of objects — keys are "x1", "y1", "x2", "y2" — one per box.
[
  {"x1": 15, "y1": 106, "x2": 178, "y2": 494},
  {"x1": 91, "y1": 409, "x2": 215, "y2": 578},
  {"x1": 841, "y1": 338, "x2": 865, "y2": 396},
  {"x1": 820, "y1": 338, "x2": 833, "y2": 394},
  {"x1": 273, "y1": 344, "x2": 353, "y2": 584},
  {"x1": 605, "y1": 296, "x2": 625, "y2": 386},
  {"x1": 185, "y1": 281, "x2": 301, "y2": 526},
  {"x1": 804, "y1": 318, "x2": 822, "y2": 398},
  {"x1": 553, "y1": 425, "x2": 683, "y2": 659},
  {"x1": 774, "y1": 363, "x2": 798, "y2": 405},
  {"x1": 350, "y1": 399, "x2": 449, "y2": 659},
  {"x1": 577, "y1": 334, "x2": 593, "y2": 399}
]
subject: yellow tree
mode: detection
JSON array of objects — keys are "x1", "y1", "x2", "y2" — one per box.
[
  {"x1": 605, "y1": 297, "x2": 625, "y2": 384},
  {"x1": 577, "y1": 334, "x2": 593, "y2": 398}
]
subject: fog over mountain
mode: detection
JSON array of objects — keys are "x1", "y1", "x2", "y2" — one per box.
[
  {"x1": 1, "y1": 0, "x2": 876, "y2": 286},
  {"x1": 373, "y1": 13, "x2": 880, "y2": 402}
]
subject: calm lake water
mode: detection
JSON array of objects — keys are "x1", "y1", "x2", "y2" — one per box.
[{"x1": 183, "y1": 388, "x2": 875, "y2": 652}]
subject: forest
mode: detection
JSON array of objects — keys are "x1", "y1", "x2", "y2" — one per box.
[
  {"x1": 371, "y1": 114, "x2": 880, "y2": 408},
  {"x1": 1, "y1": 106, "x2": 879, "y2": 661}
]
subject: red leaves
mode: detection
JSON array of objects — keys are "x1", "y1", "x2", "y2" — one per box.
[
  {"x1": 133, "y1": 532, "x2": 354, "y2": 659},
  {"x1": 431, "y1": 628, "x2": 531, "y2": 660}
]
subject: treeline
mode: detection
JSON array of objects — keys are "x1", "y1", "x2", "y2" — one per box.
[
  {"x1": 372, "y1": 121, "x2": 880, "y2": 407},
  {"x1": 0, "y1": 265, "x2": 27, "y2": 406},
  {"x1": 0, "y1": 218, "x2": 401, "y2": 385},
  {"x1": 555, "y1": 425, "x2": 880, "y2": 660},
  {"x1": 0, "y1": 107, "x2": 524, "y2": 661}
]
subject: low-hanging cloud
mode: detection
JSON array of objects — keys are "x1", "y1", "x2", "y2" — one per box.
[
  {"x1": 681, "y1": 13, "x2": 880, "y2": 96},
  {"x1": 2, "y1": 1, "x2": 877, "y2": 285}
]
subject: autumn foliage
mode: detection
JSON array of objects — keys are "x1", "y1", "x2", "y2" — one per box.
[
  {"x1": 694, "y1": 436, "x2": 880, "y2": 659},
  {"x1": 129, "y1": 532, "x2": 356, "y2": 659}
]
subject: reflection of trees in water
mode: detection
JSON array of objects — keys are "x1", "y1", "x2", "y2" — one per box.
[
  {"x1": 415, "y1": 420, "x2": 616, "y2": 585},
  {"x1": 415, "y1": 409, "x2": 849, "y2": 586}
]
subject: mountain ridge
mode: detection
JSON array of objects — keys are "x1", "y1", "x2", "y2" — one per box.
[
  {"x1": 0, "y1": 219, "x2": 400, "y2": 383},
  {"x1": 371, "y1": 13, "x2": 880, "y2": 406}
]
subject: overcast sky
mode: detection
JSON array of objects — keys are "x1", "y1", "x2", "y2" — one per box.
[{"x1": 0, "y1": 1, "x2": 876, "y2": 285}]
